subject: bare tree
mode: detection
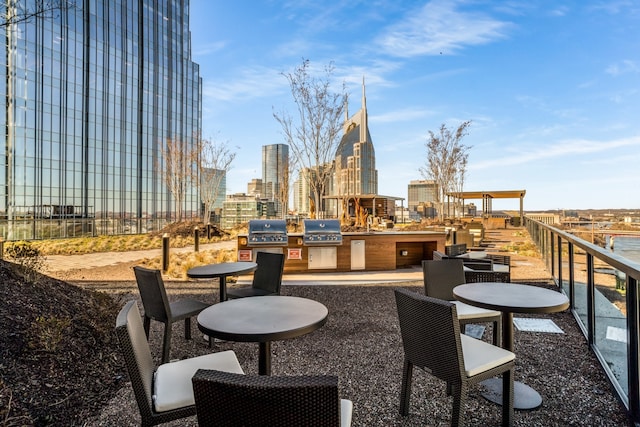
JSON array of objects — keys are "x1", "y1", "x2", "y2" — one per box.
[
  {"x1": 0, "y1": 0, "x2": 74, "y2": 27},
  {"x1": 273, "y1": 59, "x2": 347, "y2": 218},
  {"x1": 419, "y1": 121, "x2": 472, "y2": 220},
  {"x1": 158, "y1": 137, "x2": 198, "y2": 222},
  {"x1": 198, "y1": 136, "x2": 236, "y2": 223},
  {"x1": 274, "y1": 155, "x2": 297, "y2": 219}
]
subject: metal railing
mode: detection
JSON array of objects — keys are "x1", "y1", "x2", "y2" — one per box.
[{"x1": 526, "y1": 217, "x2": 640, "y2": 424}]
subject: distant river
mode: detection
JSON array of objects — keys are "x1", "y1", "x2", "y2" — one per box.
[{"x1": 608, "y1": 236, "x2": 640, "y2": 265}]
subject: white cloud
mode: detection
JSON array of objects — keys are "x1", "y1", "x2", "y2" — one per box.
[
  {"x1": 376, "y1": 0, "x2": 512, "y2": 58},
  {"x1": 193, "y1": 41, "x2": 227, "y2": 56},
  {"x1": 606, "y1": 60, "x2": 640, "y2": 76},
  {"x1": 202, "y1": 66, "x2": 285, "y2": 102},
  {"x1": 471, "y1": 136, "x2": 640, "y2": 170},
  {"x1": 370, "y1": 108, "x2": 433, "y2": 124}
]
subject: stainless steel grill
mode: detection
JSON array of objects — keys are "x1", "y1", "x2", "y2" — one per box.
[
  {"x1": 247, "y1": 219, "x2": 288, "y2": 246},
  {"x1": 303, "y1": 219, "x2": 342, "y2": 246}
]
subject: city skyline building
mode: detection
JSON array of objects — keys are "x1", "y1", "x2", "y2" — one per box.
[
  {"x1": 0, "y1": 0, "x2": 201, "y2": 239},
  {"x1": 334, "y1": 80, "x2": 378, "y2": 199},
  {"x1": 262, "y1": 143, "x2": 288, "y2": 217},
  {"x1": 408, "y1": 180, "x2": 438, "y2": 219},
  {"x1": 247, "y1": 178, "x2": 263, "y2": 197}
]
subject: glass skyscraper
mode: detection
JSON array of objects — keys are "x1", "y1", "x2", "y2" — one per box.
[
  {"x1": 0, "y1": 0, "x2": 201, "y2": 239},
  {"x1": 262, "y1": 143, "x2": 288, "y2": 216}
]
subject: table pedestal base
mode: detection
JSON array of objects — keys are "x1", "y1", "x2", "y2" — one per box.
[{"x1": 480, "y1": 378, "x2": 542, "y2": 410}]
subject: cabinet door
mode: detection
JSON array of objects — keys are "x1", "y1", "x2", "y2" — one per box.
[
  {"x1": 308, "y1": 247, "x2": 337, "y2": 269},
  {"x1": 351, "y1": 240, "x2": 365, "y2": 270}
]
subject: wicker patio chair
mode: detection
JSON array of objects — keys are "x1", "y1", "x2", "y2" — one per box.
[
  {"x1": 462, "y1": 259, "x2": 494, "y2": 270},
  {"x1": 393, "y1": 288, "x2": 515, "y2": 426},
  {"x1": 133, "y1": 266, "x2": 210, "y2": 363},
  {"x1": 486, "y1": 254, "x2": 511, "y2": 268},
  {"x1": 464, "y1": 270, "x2": 511, "y2": 284},
  {"x1": 114, "y1": 301, "x2": 244, "y2": 427},
  {"x1": 445, "y1": 243, "x2": 468, "y2": 257},
  {"x1": 432, "y1": 250, "x2": 448, "y2": 260},
  {"x1": 192, "y1": 369, "x2": 353, "y2": 426},
  {"x1": 423, "y1": 259, "x2": 501, "y2": 346},
  {"x1": 227, "y1": 251, "x2": 285, "y2": 299}
]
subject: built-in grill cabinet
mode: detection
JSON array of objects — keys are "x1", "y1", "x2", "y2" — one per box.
[
  {"x1": 247, "y1": 219, "x2": 288, "y2": 246},
  {"x1": 303, "y1": 219, "x2": 343, "y2": 246}
]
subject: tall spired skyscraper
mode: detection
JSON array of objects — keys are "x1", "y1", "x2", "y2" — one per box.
[
  {"x1": 0, "y1": 0, "x2": 201, "y2": 239},
  {"x1": 334, "y1": 78, "x2": 378, "y2": 197}
]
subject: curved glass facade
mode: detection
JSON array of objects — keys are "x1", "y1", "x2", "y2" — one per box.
[{"x1": 0, "y1": 0, "x2": 201, "y2": 239}]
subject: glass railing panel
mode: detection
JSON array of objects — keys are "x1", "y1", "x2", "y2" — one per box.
[
  {"x1": 560, "y1": 237, "x2": 570, "y2": 294},
  {"x1": 593, "y1": 257, "x2": 628, "y2": 395},
  {"x1": 572, "y1": 246, "x2": 589, "y2": 329}
]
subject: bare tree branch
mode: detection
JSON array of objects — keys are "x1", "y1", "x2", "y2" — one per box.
[
  {"x1": 273, "y1": 59, "x2": 347, "y2": 218},
  {"x1": 198, "y1": 136, "x2": 236, "y2": 223},
  {"x1": 157, "y1": 137, "x2": 198, "y2": 222},
  {"x1": 0, "y1": 1, "x2": 74, "y2": 27},
  {"x1": 419, "y1": 121, "x2": 472, "y2": 219}
]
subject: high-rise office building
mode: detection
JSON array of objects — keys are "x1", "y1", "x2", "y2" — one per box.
[
  {"x1": 408, "y1": 180, "x2": 438, "y2": 218},
  {"x1": 0, "y1": 0, "x2": 201, "y2": 239},
  {"x1": 262, "y1": 143, "x2": 288, "y2": 216}
]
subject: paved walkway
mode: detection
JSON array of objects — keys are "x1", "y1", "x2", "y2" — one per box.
[{"x1": 44, "y1": 239, "x2": 423, "y2": 284}]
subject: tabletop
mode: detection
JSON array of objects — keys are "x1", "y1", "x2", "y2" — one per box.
[
  {"x1": 187, "y1": 261, "x2": 257, "y2": 279},
  {"x1": 453, "y1": 282, "x2": 569, "y2": 314},
  {"x1": 197, "y1": 296, "x2": 328, "y2": 342}
]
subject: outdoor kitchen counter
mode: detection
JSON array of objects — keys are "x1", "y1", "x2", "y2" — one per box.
[{"x1": 237, "y1": 230, "x2": 446, "y2": 274}]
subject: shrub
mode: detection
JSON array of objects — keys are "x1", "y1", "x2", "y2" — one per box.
[{"x1": 4, "y1": 242, "x2": 46, "y2": 281}]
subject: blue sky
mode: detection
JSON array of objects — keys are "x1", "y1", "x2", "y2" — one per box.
[{"x1": 188, "y1": 0, "x2": 639, "y2": 211}]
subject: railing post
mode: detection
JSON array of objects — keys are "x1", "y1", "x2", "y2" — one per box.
[
  {"x1": 568, "y1": 242, "x2": 574, "y2": 308},
  {"x1": 556, "y1": 234, "x2": 562, "y2": 288},
  {"x1": 162, "y1": 233, "x2": 170, "y2": 272},
  {"x1": 550, "y1": 230, "x2": 556, "y2": 278},
  {"x1": 627, "y1": 276, "x2": 640, "y2": 424},
  {"x1": 586, "y1": 253, "x2": 595, "y2": 347},
  {"x1": 194, "y1": 226, "x2": 199, "y2": 252}
]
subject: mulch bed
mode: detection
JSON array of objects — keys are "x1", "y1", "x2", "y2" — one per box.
[{"x1": 0, "y1": 258, "x2": 629, "y2": 426}]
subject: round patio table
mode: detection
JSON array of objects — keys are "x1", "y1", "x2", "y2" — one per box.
[
  {"x1": 453, "y1": 282, "x2": 569, "y2": 410},
  {"x1": 187, "y1": 261, "x2": 257, "y2": 302},
  {"x1": 197, "y1": 296, "x2": 328, "y2": 375}
]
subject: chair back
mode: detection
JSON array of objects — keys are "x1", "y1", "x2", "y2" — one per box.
[
  {"x1": 252, "y1": 251, "x2": 285, "y2": 294},
  {"x1": 432, "y1": 250, "x2": 448, "y2": 261},
  {"x1": 422, "y1": 259, "x2": 465, "y2": 300},
  {"x1": 487, "y1": 253, "x2": 511, "y2": 267},
  {"x1": 192, "y1": 369, "x2": 341, "y2": 426},
  {"x1": 463, "y1": 260, "x2": 493, "y2": 271},
  {"x1": 115, "y1": 300, "x2": 156, "y2": 419},
  {"x1": 393, "y1": 288, "x2": 464, "y2": 384},
  {"x1": 445, "y1": 243, "x2": 467, "y2": 257},
  {"x1": 133, "y1": 266, "x2": 171, "y2": 322}
]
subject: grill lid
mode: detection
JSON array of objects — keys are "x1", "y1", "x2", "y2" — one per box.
[
  {"x1": 247, "y1": 219, "x2": 288, "y2": 246},
  {"x1": 303, "y1": 219, "x2": 342, "y2": 245}
]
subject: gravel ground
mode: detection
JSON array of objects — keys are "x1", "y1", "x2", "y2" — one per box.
[
  {"x1": 85, "y1": 282, "x2": 628, "y2": 427},
  {"x1": 55, "y1": 228, "x2": 628, "y2": 426}
]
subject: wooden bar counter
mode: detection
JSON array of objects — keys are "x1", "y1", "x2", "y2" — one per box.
[{"x1": 237, "y1": 231, "x2": 446, "y2": 274}]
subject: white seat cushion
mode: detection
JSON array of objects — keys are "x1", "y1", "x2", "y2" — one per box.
[
  {"x1": 153, "y1": 350, "x2": 244, "y2": 412},
  {"x1": 341, "y1": 399, "x2": 353, "y2": 427},
  {"x1": 460, "y1": 334, "x2": 515, "y2": 377},
  {"x1": 451, "y1": 300, "x2": 501, "y2": 319}
]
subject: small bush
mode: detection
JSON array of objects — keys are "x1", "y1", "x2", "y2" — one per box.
[
  {"x1": 4, "y1": 242, "x2": 46, "y2": 281},
  {"x1": 28, "y1": 315, "x2": 71, "y2": 353}
]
